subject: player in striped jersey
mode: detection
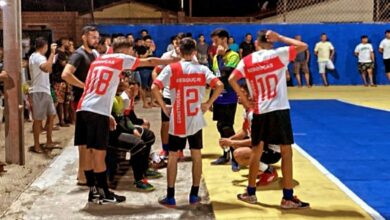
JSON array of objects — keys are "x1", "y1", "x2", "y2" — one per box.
[
  {"x1": 152, "y1": 38, "x2": 224, "y2": 207},
  {"x1": 75, "y1": 38, "x2": 177, "y2": 204},
  {"x1": 229, "y1": 30, "x2": 310, "y2": 209}
]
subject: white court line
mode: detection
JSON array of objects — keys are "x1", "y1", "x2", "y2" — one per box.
[
  {"x1": 338, "y1": 99, "x2": 390, "y2": 112},
  {"x1": 293, "y1": 143, "x2": 385, "y2": 220}
]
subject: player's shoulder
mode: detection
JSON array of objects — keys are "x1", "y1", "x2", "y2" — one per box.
[{"x1": 162, "y1": 50, "x2": 176, "y2": 59}]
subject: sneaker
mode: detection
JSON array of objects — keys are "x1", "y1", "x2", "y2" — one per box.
[
  {"x1": 135, "y1": 179, "x2": 155, "y2": 192},
  {"x1": 97, "y1": 189, "x2": 126, "y2": 204},
  {"x1": 159, "y1": 150, "x2": 168, "y2": 160},
  {"x1": 281, "y1": 196, "x2": 310, "y2": 209},
  {"x1": 231, "y1": 160, "x2": 240, "y2": 172},
  {"x1": 189, "y1": 195, "x2": 201, "y2": 205},
  {"x1": 237, "y1": 191, "x2": 257, "y2": 204},
  {"x1": 256, "y1": 168, "x2": 278, "y2": 186},
  {"x1": 145, "y1": 168, "x2": 162, "y2": 179},
  {"x1": 211, "y1": 156, "x2": 230, "y2": 165},
  {"x1": 158, "y1": 196, "x2": 176, "y2": 208},
  {"x1": 88, "y1": 187, "x2": 100, "y2": 203}
]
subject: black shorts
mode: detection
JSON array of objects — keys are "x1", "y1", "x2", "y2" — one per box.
[
  {"x1": 261, "y1": 149, "x2": 281, "y2": 164},
  {"x1": 128, "y1": 110, "x2": 144, "y2": 125},
  {"x1": 74, "y1": 111, "x2": 109, "y2": 150},
  {"x1": 251, "y1": 110, "x2": 294, "y2": 146},
  {"x1": 212, "y1": 103, "x2": 237, "y2": 125},
  {"x1": 384, "y1": 59, "x2": 390, "y2": 73},
  {"x1": 168, "y1": 130, "x2": 203, "y2": 152},
  {"x1": 161, "y1": 97, "x2": 171, "y2": 122}
]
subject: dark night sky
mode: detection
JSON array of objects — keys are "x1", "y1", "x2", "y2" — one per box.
[{"x1": 22, "y1": 0, "x2": 277, "y2": 17}]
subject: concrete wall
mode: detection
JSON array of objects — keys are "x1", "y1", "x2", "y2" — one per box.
[{"x1": 82, "y1": 2, "x2": 163, "y2": 19}]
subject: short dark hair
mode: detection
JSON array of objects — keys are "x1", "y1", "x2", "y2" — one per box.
[
  {"x1": 142, "y1": 35, "x2": 152, "y2": 41},
  {"x1": 361, "y1": 35, "x2": 368, "y2": 39},
  {"x1": 186, "y1": 32, "x2": 193, "y2": 38},
  {"x1": 321, "y1": 33, "x2": 327, "y2": 36},
  {"x1": 257, "y1": 30, "x2": 268, "y2": 43},
  {"x1": 386, "y1": 30, "x2": 390, "y2": 34},
  {"x1": 245, "y1": 33, "x2": 252, "y2": 37},
  {"x1": 112, "y1": 37, "x2": 133, "y2": 53},
  {"x1": 140, "y1": 29, "x2": 148, "y2": 34},
  {"x1": 211, "y1": 28, "x2": 229, "y2": 39},
  {"x1": 126, "y1": 33, "x2": 133, "y2": 37},
  {"x1": 179, "y1": 37, "x2": 196, "y2": 56},
  {"x1": 56, "y1": 37, "x2": 69, "y2": 47},
  {"x1": 35, "y1": 37, "x2": 48, "y2": 49},
  {"x1": 81, "y1": 26, "x2": 98, "y2": 36},
  {"x1": 135, "y1": 45, "x2": 147, "y2": 56}
]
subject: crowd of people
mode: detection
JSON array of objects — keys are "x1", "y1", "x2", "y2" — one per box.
[{"x1": 2, "y1": 24, "x2": 390, "y2": 212}]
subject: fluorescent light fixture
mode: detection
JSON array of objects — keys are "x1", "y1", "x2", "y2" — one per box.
[{"x1": 0, "y1": 0, "x2": 7, "y2": 8}]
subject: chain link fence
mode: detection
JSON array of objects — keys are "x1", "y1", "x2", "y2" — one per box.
[{"x1": 260, "y1": 0, "x2": 389, "y2": 23}]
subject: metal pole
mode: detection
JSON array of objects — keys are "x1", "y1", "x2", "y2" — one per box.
[
  {"x1": 283, "y1": 0, "x2": 287, "y2": 22},
  {"x1": 3, "y1": 0, "x2": 24, "y2": 165},
  {"x1": 181, "y1": 0, "x2": 184, "y2": 12},
  {"x1": 189, "y1": 0, "x2": 192, "y2": 17},
  {"x1": 90, "y1": 0, "x2": 95, "y2": 24}
]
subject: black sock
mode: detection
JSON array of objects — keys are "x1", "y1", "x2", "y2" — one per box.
[
  {"x1": 190, "y1": 186, "x2": 199, "y2": 197},
  {"x1": 84, "y1": 170, "x2": 95, "y2": 188},
  {"x1": 230, "y1": 147, "x2": 237, "y2": 163},
  {"x1": 167, "y1": 187, "x2": 175, "y2": 198},
  {"x1": 95, "y1": 171, "x2": 109, "y2": 195}
]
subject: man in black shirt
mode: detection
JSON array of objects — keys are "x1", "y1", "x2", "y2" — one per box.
[
  {"x1": 239, "y1": 33, "x2": 255, "y2": 58},
  {"x1": 52, "y1": 37, "x2": 71, "y2": 127},
  {"x1": 62, "y1": 26, "x2": 100, "y2": 185}
]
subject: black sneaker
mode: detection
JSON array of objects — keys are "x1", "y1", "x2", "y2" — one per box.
[
  {"x1": 88, "y1": 187, "x2": 100, "y2": 203},
  {"x1": 97, "y1": 188, "x2": 126, "y2": 204},
  {"x1": 211, "y1": 156, "x2": 230, "y2": 165}
]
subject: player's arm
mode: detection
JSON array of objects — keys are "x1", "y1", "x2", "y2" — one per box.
[
  {"x1": 314, "y1": 44, "x2": 319, "y2": 56},
  {"x1": 370, "y1": 45, "x2": 375, "y2": 62},
  {"x1": 330, "y1": 48, "x2": 335, "y2": 60},
  {"x1": 379, "y1": 41, "x2": 384, "y2": 53},
  {"x1": 151, "y1": 84, "x2": 167, "y2": 115},
  {"x1": 61, "y1": 64, "x2": 85, "y2": 89},
  {"x1": 40, "y1": 43, "x2": 57, "y2": 73},
  {"x1": 138, "y1": 57, "x2": 179, "y2": 68},
  {"x1": 151, "y1": 66, "x2": 171, "y2": 116},
  {"x1": 267, "y1": 31, "x2": 308, "y2": 54},
  {"x1": 229, "y1": 75, "x2": 251, "y2": 110},
  {"x1": 305, "y1": 49, "x2": 310, "y2": 63},
  {"x1": 202, "y1": 80, "x2": 224, "y2": 113},
  {"x1": 0, "y1": 70, "x2": 8, "y2": 81}
]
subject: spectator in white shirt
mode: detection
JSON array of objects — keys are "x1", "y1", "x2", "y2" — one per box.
[
  {"x1": 379, "y1": 30, "x2": 390, "y2": 81},
  {"x1": 355, "y1": 35, "x2": 375, "y2": 87},
  {"x1": 314, "y1": 33, "x2": 335, "y2": 86},
  {"x1": 29, "y1": 37, "x2": 58, "y2": 153}
]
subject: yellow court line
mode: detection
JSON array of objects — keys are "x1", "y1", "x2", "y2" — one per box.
[{"x1": 202, "y1": 86, "x2": 390, "y2": 220}]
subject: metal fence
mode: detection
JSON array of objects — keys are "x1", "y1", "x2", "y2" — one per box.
[{"x1": 260, "y1": 0, "x2": 389, "y2": 23}]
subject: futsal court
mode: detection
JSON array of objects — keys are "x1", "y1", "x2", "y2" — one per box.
[{"x1": 202, "y1": 86, "x2": 389, "y2": 220}]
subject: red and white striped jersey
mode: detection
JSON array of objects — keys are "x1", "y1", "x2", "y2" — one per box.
[
  {"x1": 232, "y1": 46, "x2": 296, "y2": 115},
  {"x1": 154, "y1": 61, "x2": 220, "y2": 137},
  {"x1": 77, "y1": 53, "x2": 140, "y2": 116},
  {"x1": 155, "y1": 50, "x2": 198, "y2": 99}
]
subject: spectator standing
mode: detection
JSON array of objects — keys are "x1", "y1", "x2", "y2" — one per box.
[
  {"x1": 197, "y1": 34, "x2": 209, "y2": 66},
  {"x1": 293, "y1": 35, "x2": 311, "y2": 87},
  {"x1": 228, "y1": 36, "x2": 239, "y2": 52},
  {"x1": 167, "y1": 36, "x2": 176, "y2": 52},
  {"x1": 239, "y1": 33, "x2": 255, "y2": 58},
  {"x1": 29, "y1": 37, "x2": 58, "y2": 153},
  {"x1": 62, "y1": 26, "x2": 100, "y2": 185},
  {"x1": 314, "y1": 33, "x2": 335, "y2": 86},
  {"x1": 52, "y1": 37, "x2": 71, "y2": 127},
  {"x1": 355, "y1": 35, "x2": 375, "y2": 86},
  {"x1": 379, "y1": 30, "x2": 390, "y2": 81}
]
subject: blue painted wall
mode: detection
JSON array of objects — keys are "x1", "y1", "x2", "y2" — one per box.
[{"x1": 97, "y1": 24, "x2": 390, "y2": 85}]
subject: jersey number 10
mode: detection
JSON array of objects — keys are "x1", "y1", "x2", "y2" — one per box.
[{"x1": 256, "y1": 74, "x2": 278, "y2": 101}]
